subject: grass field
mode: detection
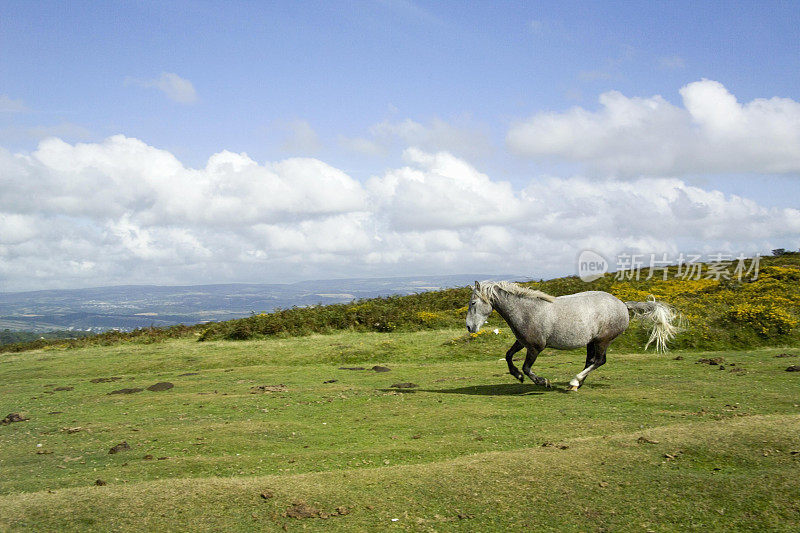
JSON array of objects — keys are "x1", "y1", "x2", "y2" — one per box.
[{"x1": 1, "y1": 328, "x2": 799, "y2": 531}]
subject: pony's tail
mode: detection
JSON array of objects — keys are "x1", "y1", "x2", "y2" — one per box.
[{"x1": 625, "y1": 296, "x2": 681, "y2": 353}]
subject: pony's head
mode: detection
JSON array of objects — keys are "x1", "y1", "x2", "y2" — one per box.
[{"x1": 466, "y1": 281, "x2": 493, "y2": 333}]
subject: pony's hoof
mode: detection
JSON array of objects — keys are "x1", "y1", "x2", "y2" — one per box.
[
  {"x1": 566, "y1": 385, "x2": 579, "y2": 391},
  {"x1": 533, "y1": 377, "x2": 549, "y2": 388},
  {"x1": 516, "y1": 375, "x2": 524, "y2": 383}
]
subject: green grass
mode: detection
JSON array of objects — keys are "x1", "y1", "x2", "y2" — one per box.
[{"x1": 2, "y1": 329, "x2": 800, "y2": 531}]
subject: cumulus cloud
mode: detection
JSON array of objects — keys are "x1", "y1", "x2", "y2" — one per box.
[
  {"x1": 126, "y1": 72, "x2": 198, "y2": 104},
  {"x1": 507, "y1": 79, "x2": 800, "y2": 176},
  {"x1": 4, "y1": 136, "x2": 366, "y2": 225},
  {"x1": 367, "y1": 148, "x2": 521, "y2": 230},
  {"x1": 0, "y1": 136, "x2": 798, "y2": 291}
]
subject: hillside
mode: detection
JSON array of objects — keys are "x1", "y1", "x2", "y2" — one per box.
[
  {"x1": 3, "y1": 253, "x2": 798, "y2": 354},
  {"x1": 1, "y1": 254, "x2": 799, "y2": 530}
]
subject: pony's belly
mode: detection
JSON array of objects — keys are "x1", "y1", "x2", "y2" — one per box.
[{"x1": 546, "y1": 332, "x2": 593, "y2": 350}]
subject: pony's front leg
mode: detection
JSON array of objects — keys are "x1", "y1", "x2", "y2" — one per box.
[
  {"x1": 505, "y1": 340, "x2": 525, "y2": 383},
  {"x1": 522, "y1": 347, "x2": 550, "y2": 388}
]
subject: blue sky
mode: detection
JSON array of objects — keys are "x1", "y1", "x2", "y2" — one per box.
[{"x1": 1, "y1": 1, "x2": 799, "y2": 290}]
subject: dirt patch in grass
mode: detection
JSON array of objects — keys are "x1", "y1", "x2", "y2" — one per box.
[
  {"x1": 90, "y1": 377, "x2": 122, "y2": 383},
  {"x1": 1, "y1": 413, "x2": 28, "y2": 425},
  {"x1": 338, "y1": 367, "x2": 365, "y2": 370},
  {"x1": 53, "y1": 386, "x2": 74, "y2": 391},
  {"x1": 108, "y1": 388, "x2": 143, "y2": 395},
  {"x1": 108, "y1": 442, "x2": 130, "y2": 454},
  {"x1": 178, "y1": 372, "x2": 199, "y2": 376},
  {"x1": 147, "y1": 382, "x2": 174, "y2": 392},
  {"x1": 541, "y1": 442, "x2": 570, "y2": 449},
  {"x1": 250, "y1": 385, "x2": 288, "y2": 393},
  {"x1": 284, "y1": 500, "x2": 321, "y2": 519},
  {"x1": 786, "y1": 365, "x2": 800, "y2": 372},
  {"x1": 283, "y1": 500, "x2": 351, "y2": 519},
  {"x1": 697, "y1": 357, "x2": 724, "y2": 365},
  {"x1": 372, "y1": 365, "x2": 391, "y2": 372}
]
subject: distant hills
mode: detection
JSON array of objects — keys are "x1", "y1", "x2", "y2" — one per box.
[{"x1": 0, "y1": 274, "x2": 512, "y2": 333}]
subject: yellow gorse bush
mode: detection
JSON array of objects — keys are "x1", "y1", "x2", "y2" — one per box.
[
  {"x1": 416, "y1": 311, "x2": 443, "y2": 322},
  {"x1": 609, "y1": 285, "x2": 651, "y2": 303},
  {"x1": 726, "y1": 303, "x2": 798, "y2": 337},
  {"x1": 759, "y1": 265, "x2": 800, "y2": 281},
  {"x1": 650, "y1": 278, "x2": 719, "y2": 297}
]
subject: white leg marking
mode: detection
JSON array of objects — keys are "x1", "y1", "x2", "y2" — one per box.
[{"x1": 571, "y1": 364, "x2": 597, "y2": 387}]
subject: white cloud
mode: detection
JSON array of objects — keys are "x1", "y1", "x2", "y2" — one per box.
[
  {"x1": 0, "y1": 213, "x2": 39, "y2": 244},
  {"x1": 0, "y1": 137, "x2": 798, "y2": 290},
  {"x1": 4, "y1": 135, "x2": 366, "y2": 225},
  {"x1": 126, "y1": 72, "x2": 198, "y2": 104},
  {"x1": 252, "y1": 213, "x2": 373, "y2": 255},
  {"x1": 338, "y1": 136, "x2": 386, "y2": 157},
  {"x1": 507, "y1": 79, "x2": 800, "y2": 176},
  {"x1": 281, "y1": 120, "x2": 322, "y2": 154},
  {"x1": 341, "y1": 117, "x2": 491, "y2": 159},
  {"x1": 519, "y1": 177, "x2": 800, "y2": 243},
  {"x1": 0, "y1": 95, "x2": 27, "y2": 113},
  {"x1": 367, "y1": 148, "x2": 521, "y2": 230}
]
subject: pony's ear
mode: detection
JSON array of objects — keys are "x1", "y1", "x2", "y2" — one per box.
[{"x1": 474, "y1": 281, "x2": 481, "y2": 291}]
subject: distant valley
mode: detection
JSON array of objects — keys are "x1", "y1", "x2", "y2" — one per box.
[{"x1": 0, "y1": 274, "x2": 511, "y2": 333}]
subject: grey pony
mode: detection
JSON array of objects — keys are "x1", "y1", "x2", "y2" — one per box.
[{"x1": 465, "y1": 281, "x2": 679, "y2": 391}]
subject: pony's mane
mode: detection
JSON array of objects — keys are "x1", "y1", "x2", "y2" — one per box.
[{"x1": 476, "y1": 281, "x2": 556, "y2": 303}]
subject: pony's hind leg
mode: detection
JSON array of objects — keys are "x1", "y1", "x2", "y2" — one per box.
[
  {"x1": 568, "y1": 339, "x2": 608, "y2": 391},
  {"x1": 522, "y1": 347, "x2": 550, "y2": 388},
  {"x1": 505, "y1": 340, "x2": 525, "y2": 383}
]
